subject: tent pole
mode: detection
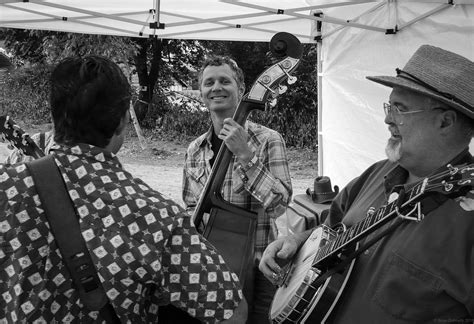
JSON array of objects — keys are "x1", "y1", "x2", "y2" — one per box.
[
  {"x1": 129, "y1": 103, "x2": 147, "y2": 150},
  {"x1": 154, "y1": 0, "x2": 160, "y2": 24},
  {"x1": 316, "y1": 11, "x2": 323, "y2": 177}
]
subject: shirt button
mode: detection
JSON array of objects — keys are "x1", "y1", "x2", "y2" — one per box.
[{"x1": 364, "y1": 249, "x2": 370, "y2": 255}]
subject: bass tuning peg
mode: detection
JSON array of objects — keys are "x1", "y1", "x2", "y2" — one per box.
[
  {"x1": 268, "y1": 98, "x2": 278, "y2": 108},
  {"x1": 287, "y1": 75, "x2": 297, "y2": 85},
  {"x1": 279, "y1": 85, "x2": 288, "y2": 94}
]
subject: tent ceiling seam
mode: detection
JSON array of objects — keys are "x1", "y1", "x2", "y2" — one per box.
[
  {"x1": 398, "y1": 3, "x2": 452, "y2": 31},
  {"x1": 321, "y1": 2, "x2": 387, "y2": 39},
  {"x1": 26, "y1": 0, "x2": 146, "y2": 26}
]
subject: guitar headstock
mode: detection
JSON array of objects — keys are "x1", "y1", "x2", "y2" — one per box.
[
  {"x1": 0, "y1": 115, "x2": 45, "y2": 159},
  {"x1": 246, "y1": 32, "x2": 303, "y2": 108},
  {"x1": 425, "y1": 163, "x2": 474, "y2": 198}
]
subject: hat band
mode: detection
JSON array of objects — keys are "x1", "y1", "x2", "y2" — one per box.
[{"x1": 396, "y1": 68, "x2": 473, "y2": 110}]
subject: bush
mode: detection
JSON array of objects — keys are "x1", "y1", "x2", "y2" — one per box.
[
  {"x1": 0, "y1": 64, "x2": 52, "y2": 123},
  {"x1": 2, "y1": 52, "x2": 319, "y2": 150},
  {"x1": 153, "y1": 95, "x2": 210, "y2": 141}
]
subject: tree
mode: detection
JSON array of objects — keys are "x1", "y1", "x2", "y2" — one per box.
[
  {"x1": 0, "y1": 28, "x2": 208, "y2": 125},
  {"x1": 1, "y1": 28, "x2": 319, "y2": 148},
  {"x1": 132, "y1": 37, "x2": 208, "y2": 123},
  {"x1": 1, "y1": 29, "x2": 136, "y2": 67}
]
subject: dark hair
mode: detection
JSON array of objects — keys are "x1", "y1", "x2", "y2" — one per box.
[
  {"x1": 50, "y1": 55, "x2": 131, "y2": 147},
  {"x1": 197, "y1": 55, "x2": 245, "y2": 90}
]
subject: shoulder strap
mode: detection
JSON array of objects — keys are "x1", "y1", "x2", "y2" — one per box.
[{"x1": 27, "y1": 155, "x2": 120, "y2": 323}]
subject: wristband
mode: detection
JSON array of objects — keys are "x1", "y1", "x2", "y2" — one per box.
[{"x1": 241, "y1": 154, "x2": 258, "y2": 172}]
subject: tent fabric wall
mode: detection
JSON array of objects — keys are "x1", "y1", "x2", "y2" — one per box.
[{"x1": 312, "y1": 1, "x2": 474, "y2": 188}]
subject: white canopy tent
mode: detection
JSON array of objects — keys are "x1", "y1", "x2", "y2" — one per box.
[
  {"x1": 1, "y1": 0, "x2": 473, "y2": 188},
  {"x1": 312, "y1": 0, "x2": 474, "y2": 187}
]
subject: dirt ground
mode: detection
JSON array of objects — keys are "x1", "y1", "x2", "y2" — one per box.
[{"x1": 0, "y1": 123, "x2": 318, "y2": 207}]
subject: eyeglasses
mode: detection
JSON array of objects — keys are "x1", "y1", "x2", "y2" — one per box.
[{"x1": 383, "y1": 102, "x2": 427, "y2": 126}]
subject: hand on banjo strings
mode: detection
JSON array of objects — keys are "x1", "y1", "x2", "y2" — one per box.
[{"x1": 259, "y1": 236, "x2": 299, "y2": 286}]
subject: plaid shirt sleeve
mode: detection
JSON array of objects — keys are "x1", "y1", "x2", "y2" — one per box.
[
  {"x1": 182, "y1": 152, "x2": 201, "y2": 210},
  {"x1": 182, "y1": 155, "x2": 195, "y2": 209},
  {"x1": 232, "y1": 127, "x2": 292, "y2": 217}
]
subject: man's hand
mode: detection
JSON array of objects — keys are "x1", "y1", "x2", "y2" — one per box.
[
  {"x1": 259, "y1": 231, "x2": 312, "y2": 285},
  {"x1": 259, "y1": 236, "x2": 299, "y2": 285},
  {"x1": 218, "y1": 118, "x2": 253, "y2": 164}
]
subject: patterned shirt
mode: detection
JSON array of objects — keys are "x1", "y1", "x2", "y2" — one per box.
[
  {"x1": 0, "y1": 144, "x2": 242, "y2": 323},
  {"x1": 182, "y1": 121, "x2": 292, "y2": 255}
]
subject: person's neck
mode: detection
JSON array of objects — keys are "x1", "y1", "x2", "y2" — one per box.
[
  {"x1": 210, "y1": 111, "x2": 234, "y2": 134},
  {"x1": 405, "y1": 146, "x2": 468, "y2": 185}
]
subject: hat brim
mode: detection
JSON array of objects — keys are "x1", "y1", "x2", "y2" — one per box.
[
  {"x1": 366, "y1": 75, "x2": 474, "y2": 119},
  {"x1": 312, "y1": 193, "x2": 337, "y2": 204}
]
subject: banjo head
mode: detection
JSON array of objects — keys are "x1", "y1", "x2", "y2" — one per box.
[{"x1": 270, "y1": 227, "x2": 327, "y2": 322}]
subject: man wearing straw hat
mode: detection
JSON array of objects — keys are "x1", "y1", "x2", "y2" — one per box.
[{"x1": 259, "y1": 44, "x2": 474, "y2": 322}]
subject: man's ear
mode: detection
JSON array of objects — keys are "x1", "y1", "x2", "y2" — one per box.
[
  {"x1": 438, "y1": 109, "x2": 457, "y2": 132},
  {"x1": 239, "y1": 85, "x2": 245, "y2": 97},
  {"x1": 115, "y1": 110, "x2": 130, "y2": 135}
]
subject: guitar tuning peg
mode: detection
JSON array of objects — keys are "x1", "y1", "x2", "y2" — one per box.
[
  {"x1": 279, "y1": 85, "x2": 288, "y2": 94},
  {"x1": 287, "y1": 75, "x2": 297, "y2": 85}
]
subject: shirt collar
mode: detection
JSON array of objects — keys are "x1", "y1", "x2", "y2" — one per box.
[
  {"x1": 51, "y1": 143, "x2": 122, "y2": 168},
  {"x1": 197, "y1": 121, "x2": 251, "y2": 148}
]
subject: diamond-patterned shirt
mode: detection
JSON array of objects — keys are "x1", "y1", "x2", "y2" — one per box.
[{"x1": 0, "y1": 144, "x2": 242, "y2": 323}]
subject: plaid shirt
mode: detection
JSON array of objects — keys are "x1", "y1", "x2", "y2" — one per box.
[
  {"x1": 0, "y1": 144, "x2": 242, "y2": 323},
  {"x1": 182, "y1": 121, "x2": 292, "y2": 255}
]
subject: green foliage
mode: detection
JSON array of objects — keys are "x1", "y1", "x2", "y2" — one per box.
[
  {"x1": 155, "y1": 105, "x2": 210, "y2": 142},
  {"x1": 0, "y1": 64, "x2": 52, "y2": 123},
  {"x1": 201, "y1": 40, "x2": 269, "y2": 93},
  {"x1": 1, "y1": 29, "x2": 319, "y2": 148},
  {"x1": 2, "y1": 29, "x2": 137, "y2": 68}
]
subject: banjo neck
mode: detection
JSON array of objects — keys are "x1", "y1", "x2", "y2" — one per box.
[{"x1": 314, "y1": 179, "x2": 429, "y2": 266}]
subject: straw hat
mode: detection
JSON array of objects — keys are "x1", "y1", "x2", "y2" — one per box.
[
  {"x1": 367, "y1": 45, "x2": 474, "y2": 119},
  {"x1": 306, "y1": 176, "x2": 339, "y2": 204}
]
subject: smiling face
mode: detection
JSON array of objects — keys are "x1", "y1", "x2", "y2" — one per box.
[{"x1": 200, "y1": 63, "x2": 244, "y2": 117}]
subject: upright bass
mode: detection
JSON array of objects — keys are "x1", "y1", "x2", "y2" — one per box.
[{"x1": 192, "y1": 32, "x2": 303, "y2": 302}]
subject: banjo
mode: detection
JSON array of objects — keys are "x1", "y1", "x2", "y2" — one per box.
[{"x1": 270, "y1": 163, "x2": 474, "y2": 323}]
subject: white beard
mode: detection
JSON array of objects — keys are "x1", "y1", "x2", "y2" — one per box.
[{"x1": 385, "y1": 138, "x2": 401, "y2": 162}]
